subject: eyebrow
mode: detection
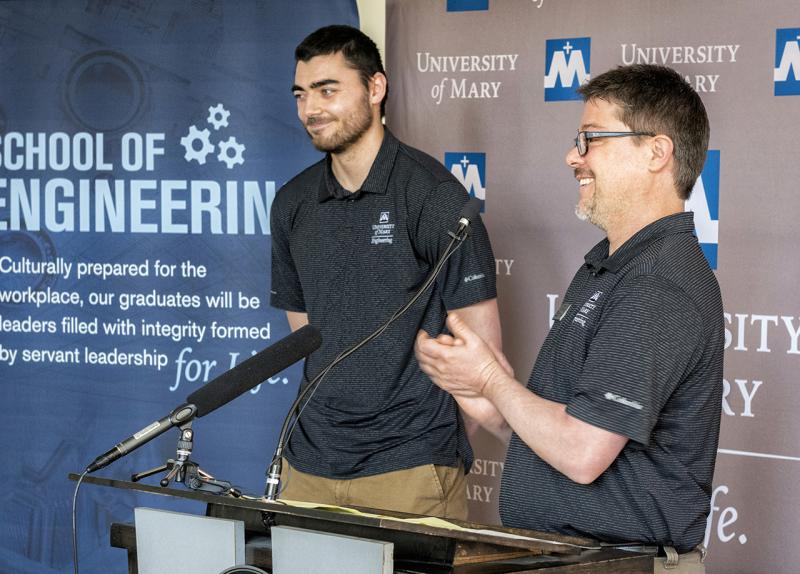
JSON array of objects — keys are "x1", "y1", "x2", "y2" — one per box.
[
  {"x1": 291, "y1": 79, "x2": 340, "y2": 93},
  {"x1": 579, "y1": 122, "x2": 605, "y2": 131}
]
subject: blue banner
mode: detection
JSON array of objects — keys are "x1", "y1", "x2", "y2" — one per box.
[{"x1": 0, "y1": 2, "x2": 357, "y2": 572}]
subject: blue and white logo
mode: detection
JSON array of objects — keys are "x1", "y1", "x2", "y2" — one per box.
[
  {"x1": 445, "y1": 152, "x2": 486, "y2": 211},
  {"x1": 447, "y1": 0, "x2": 488, "y2": 12},
  {"x1": 775, "y1": 28, "x2": 800, "y2": 96},
  {"x1": 685, "y1": 150, "x2": 720, "y2": 269},
  {"x1": 544, "y1": 37, "x2": 591, "y2": 101}
]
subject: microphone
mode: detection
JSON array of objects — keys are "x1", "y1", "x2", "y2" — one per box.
[
  {"x1": 86, "y1": 404, "x2": 198, "y2": 473},
  {"x1": 451, "y1": 197, "x2": 481, "y2": 239},
  {"x1": 86, "y1": 325, "x2": 322, "y2": 473},
  {"x1": 187, "y1": 324, "x2": 322, "y2": 417}
]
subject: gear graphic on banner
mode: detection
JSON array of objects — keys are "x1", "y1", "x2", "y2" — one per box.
[
  {"x1": 179, "y1": 102, "x2": 246, "y2": 169},
  {"x1": 207, "y1": 102, "x2": 230, "y2": 130},
  {"x1": 217, "y1": 136, "x2": 246, "y2": 169},
  {"x1": 180, "y1": 125, "x2": 215, "y2": 164}
]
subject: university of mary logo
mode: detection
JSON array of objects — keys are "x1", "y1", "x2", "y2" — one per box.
[
  {"x1": 544, "y1": 37, "x2": 591, "y2": 101},
  {"x1": 447, "y1": 0, "x2": 489, "y2": 11},
  {"x1": 685, "y1": 150, "x2": 720, "y2": 270},
  {"x1": 775, "y1": 28, "x2": 800, "y2": 96},
  {"x1": 371, "y1": 210, "x2": 394, "y2": 245},
  {"x1": 444, "y1": 152, "x2": 486, "y2": 212}
]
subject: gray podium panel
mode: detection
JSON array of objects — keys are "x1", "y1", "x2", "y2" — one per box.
[
  {"x1": 134, "y1": 507, "x2": 245, "y2": 574},
  {"x1": 272, "y1": 525, "x2": 393, "y2": 574}
]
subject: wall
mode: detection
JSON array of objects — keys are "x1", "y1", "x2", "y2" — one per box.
[{"x1": 386, "y1": 1, "x2": 800, "y2": 572}]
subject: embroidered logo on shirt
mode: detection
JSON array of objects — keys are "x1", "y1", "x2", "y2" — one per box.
[
  {"x1": 463, "y1": 273, "x2": 485, "y2": 283},
  {"x1": 604, "y1": 392, "x2": 643, "y2": 410},
  {"x1": 371, "y1": 211, "x2": 395, "y2": 245},
  {"x1": 572, "y1": 290, "x2": 603, "y2": 327}
]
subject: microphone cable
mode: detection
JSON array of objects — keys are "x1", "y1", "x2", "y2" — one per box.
[{"x1": 71, "y1": 469, "x2": 89, "y2": 574}]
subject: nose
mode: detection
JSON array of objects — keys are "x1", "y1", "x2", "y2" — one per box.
[
  {"x1": 298, "y1": 93, "x2": 322, "y2": 122},
  {"x1": 565, "y1": 144, "x2": 583, "y2": 168}
]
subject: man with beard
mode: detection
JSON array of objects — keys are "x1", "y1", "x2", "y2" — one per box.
[
  {"x1": 268, "y1": 25, "x2": 501, "y2": 519},
  {"x1": 416, "y1": 65, "x2": 724, "y2": 572}
]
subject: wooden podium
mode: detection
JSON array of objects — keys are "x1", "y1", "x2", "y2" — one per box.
[{"x1": 72, "y1": 474, "x2": 653, "y2": 573}]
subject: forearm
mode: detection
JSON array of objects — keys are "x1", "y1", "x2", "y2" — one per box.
[
  {"x1": 449, "y1": 298, "x2": 502, "y2": 350},
  {"x1": 482, "y1": 369, "x2": 626, "y2": 484},
  {"x1": 416, "y1": 313, "x2": 627, "y2": 484},
  {"x1": 455, "y1": 395, "x2": 512, "y2": 442}
]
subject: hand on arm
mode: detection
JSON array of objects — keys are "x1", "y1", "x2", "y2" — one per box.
[
  {"x1": 448, "y1": 298, "x2": 512, "y2": 376},
  {"x1": 415, "y1": 306, "x2": 511, "y2": 441},
  {"x1": 416, "y1": 313, "x2": 628, "y2": 484},
  {"x1": 441, "y1": 299, "x2": 513, "y2": 441}
]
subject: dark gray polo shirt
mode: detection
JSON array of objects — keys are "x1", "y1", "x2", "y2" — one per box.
[
  {"x1": 270, "y1": 129, "x2": 496, "y2": 478},
  {"x1": 499, "y1": 212, "x2": 724, "y2": 552}
]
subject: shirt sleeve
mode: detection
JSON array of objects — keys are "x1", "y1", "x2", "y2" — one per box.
[
  {"x1": 269, "y1": 190, "x2": 306, "y2": 312},
  {"x1": 565, "y1": 274, "x2": 703, "y2": 445},
  {"x1": 414, "y1": 180, "x2": 497, "y2": 311}
]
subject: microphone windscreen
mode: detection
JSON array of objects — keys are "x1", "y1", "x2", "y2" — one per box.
[
  {"x1": 187, "y1": 324, "x2": 322, "y2": 417},
  {"x1": 459, "y1": 197, "x2": 481, "y2": 223}
]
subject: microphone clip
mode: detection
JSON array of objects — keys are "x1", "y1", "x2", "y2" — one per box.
[
  {"x1": 131, "y1": 422, "x2": 239, "y2": 496},
  {"x1": 447, "y1": 218, "x2": 472, "y2": 242}
]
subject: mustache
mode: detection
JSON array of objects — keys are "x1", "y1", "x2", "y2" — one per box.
[
  {"x1": 305, "y1": 115, "x2": 333, "y2": 127},
  {"x1": 574, "y1": 169, "x2": 594, "y2": 179}
]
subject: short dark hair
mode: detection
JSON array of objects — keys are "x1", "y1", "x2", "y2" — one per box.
[
  {"x1": 578, "y1": 64, "x2": 709, "y2": 199},
  {"x1": 295, "y1": 25, "x2": 388, "y2": 117}
]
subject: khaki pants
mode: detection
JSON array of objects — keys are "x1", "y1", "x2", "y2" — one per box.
[{"x1": 278, "y1": 459, "x2": 468, "y2": 521}]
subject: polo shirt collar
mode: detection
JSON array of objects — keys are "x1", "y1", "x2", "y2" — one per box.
[
  {"x1": 584, "y1": 211, "x2": 695, "y2": 274},
  {"x1": 318, "y1": 129, "x2": 400, "y2": 202}
]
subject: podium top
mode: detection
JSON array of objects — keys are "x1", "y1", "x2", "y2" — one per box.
[{"x1": 71, "y1": 473, "x2": 597, "y2": 556}]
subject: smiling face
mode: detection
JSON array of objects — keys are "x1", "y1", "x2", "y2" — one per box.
[
  {"x1": 565, "y1": 98, "x2": 649, "y2": 233},
  {"x1": 293, "y1": 52, "x2": 376, "y2": 155}
]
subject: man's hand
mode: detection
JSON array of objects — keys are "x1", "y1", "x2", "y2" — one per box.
[
  {"x1": 416, "y1": 313, "x2": 513, "y2": 439},
  {"x1": 416, "y1": 314, "x2": 500, "y2": 395}
]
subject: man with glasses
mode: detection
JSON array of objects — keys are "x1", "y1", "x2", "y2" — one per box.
[{"x1": 416, "y1": 64, "x2": 723, "y2": 573}]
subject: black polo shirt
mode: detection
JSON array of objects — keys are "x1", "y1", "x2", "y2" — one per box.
[
  {"x1": 499, "y1": 212, "x2": 724, "y2": 552},
  {"x1": 270, "y1": 129, "x2": 496, "y2": 478}
]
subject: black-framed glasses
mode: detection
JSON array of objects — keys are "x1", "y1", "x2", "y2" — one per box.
[{"x1": 574, "y1": 131, "x2": 655, "y2": 156}]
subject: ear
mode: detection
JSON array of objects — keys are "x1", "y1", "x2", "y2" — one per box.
[
  {"x1": 648, "y1": 134, "x2": 674, "y2": 174},
  {"x1": 369, "y1": 72, "x2": 387, "y2": 107}
]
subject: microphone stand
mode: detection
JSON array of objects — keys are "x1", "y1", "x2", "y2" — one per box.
[
  {"x1": 132, "y1": 422, "x2": 241, "y2": 496},
  {"x1": 264, "y1": 214, "x2": 475, "y2": 501}
]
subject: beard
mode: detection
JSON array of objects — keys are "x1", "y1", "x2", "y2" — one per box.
[
  {"x1": 574, "y1": 170, "x2": 598, "y2": 225},
  {"x1": 305, "y1": 94, "x2": 373, "y2": 154},
  {"x1": 574, "y1": 204, "x2": 590, "y2": 222},
  {"x1": 575, "y1": 194, "x2": 604, "y2": 226},
  {"x1": 573, "y1": 168, "x2": 612, "y2": 230},
  {"x1": 575, "y1": 192, "x2": 609, "y2": 230},
  {"x1": 575, "y1": 184, "x2": 633, "y2": 233}
]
